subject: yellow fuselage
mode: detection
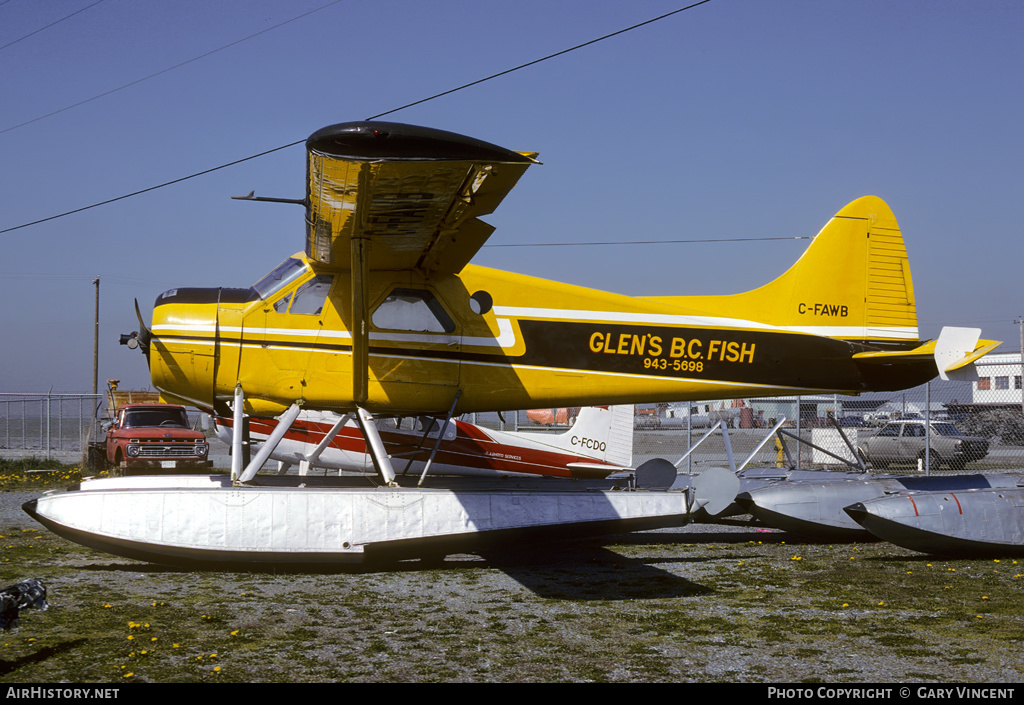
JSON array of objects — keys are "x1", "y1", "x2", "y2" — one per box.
[{"x1": 148, "y1": 252, "x2": 931, "y2": 418}]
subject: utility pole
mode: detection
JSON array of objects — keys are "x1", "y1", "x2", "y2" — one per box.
[
  {"x1": 93, "y1": 276, "x2": 100, "y2": 396},
  {"x1": 1016, "y1": 317, "x2": 1024, "y2": 416}
]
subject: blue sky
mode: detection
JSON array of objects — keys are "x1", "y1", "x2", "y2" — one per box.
[{"x1": 2, "y1": 0, "x2": 1022, "y2": 393}]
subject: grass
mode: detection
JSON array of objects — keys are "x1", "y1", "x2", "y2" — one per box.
[
  {"x1": 4, "y1": 459, "x2": 1024, "y2": 681},
  {"x1": 0, "y1": 457, "x2": 86, "y2": 491}
]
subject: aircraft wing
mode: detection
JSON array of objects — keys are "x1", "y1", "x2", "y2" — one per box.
[{"x1": 305, "y1": 121, "x2": 537, "y2": 277}]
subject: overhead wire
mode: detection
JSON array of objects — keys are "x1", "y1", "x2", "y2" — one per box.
[
  {"x1": 0, "y1": 0, "x2": 347, "y2": 136},
  {"x1": 1, "y1": 1, "x2": 713, "y2": 236},
  {"x1": 0, "y1": 0, "x2": 106, "y2": 52},
  {"x1": 485, "y1": 236, "x2": 811, "y2": 248}
]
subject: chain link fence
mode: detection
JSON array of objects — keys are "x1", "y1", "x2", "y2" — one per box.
[
  {"x1": 4, "y1": 374, "x2": 1023, "y2": 475},
  {"x1": 491, "y1": 377, "x2": 1024, "y2": 477},
  {"x1": 0, "y1": 393, "x2": 105, "y2": 461}
]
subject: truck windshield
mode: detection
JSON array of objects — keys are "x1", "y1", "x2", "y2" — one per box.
[
  {"x1": 122, "y1": 409, "x2": 189, "y2": 428},
  {"x1": 252, "y1": 257, "x2": 308, "y2": 301}
]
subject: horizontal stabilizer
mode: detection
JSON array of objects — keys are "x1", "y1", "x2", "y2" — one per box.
[
  {"x1": 566, "y1": 462, "x2": 632, "y2": 479},
  {"x1": 852, "y1": 326, "x2": 1000, "y2": 380}
]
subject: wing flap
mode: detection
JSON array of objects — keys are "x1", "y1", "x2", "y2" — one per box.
[{"x1": 304, "y1": 122, "x2": 536, "y2": 276}]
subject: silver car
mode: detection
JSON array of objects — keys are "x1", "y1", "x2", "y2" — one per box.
[{"x1": 857, "y1": 420, "x2": 989, "y2": 471}]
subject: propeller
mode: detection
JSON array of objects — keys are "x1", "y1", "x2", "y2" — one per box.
[{"x1": 118, "y1": 299, "x2": 152, "y2": 359}]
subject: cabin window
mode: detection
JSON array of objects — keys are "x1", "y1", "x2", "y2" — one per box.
[
  {"x1": 995, "y1": 376, "x2": 1009, "y2": 390},
  {"x1": 252, "y1": 257, "x2": 308, "y2": 300},
  {"x1": 977, "y1": 377, "x2": 991, "y2": 391},
  {"x1": 372, "y1": 288, "x2": 455, "y2": 333},
  {"x1": 288, "y1": 275, "x2": 334, "y2": 315},
  {"x1": 273, "y1": 293, "x2": 292, "y2": 313}
]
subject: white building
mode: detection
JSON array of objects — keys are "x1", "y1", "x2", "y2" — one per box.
[{"x1": 972, "y1": 352, "x2": 1024, "y2": 406}]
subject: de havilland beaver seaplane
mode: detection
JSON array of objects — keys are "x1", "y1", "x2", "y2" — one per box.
[{"x1": 24, "y1": 121, "x2": 999, "y2": 567}]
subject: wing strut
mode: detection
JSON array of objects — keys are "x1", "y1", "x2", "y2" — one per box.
[
  {"x1": 356, "y1": 407, "x2": 397, "y2": 486},
  {"x1": 230, "y1": 384, "x2": 246, "y2": 481},
  {"x1": 417, "y1": 390, "x2": 462, "y2": 487},
  {"x1": 349, "y1": 162, "x2": 374, "y2": 405},
  {"x1": 351, "y1": 234, "x2": 370, "y2": 404},
  {"x1": 298, "y1": 413, "x2": 354, "y2": 476},
  {"x1": 239, "y1": 403, "x2": 303, "y2": 483}
]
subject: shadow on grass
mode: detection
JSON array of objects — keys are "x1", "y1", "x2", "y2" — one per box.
[{"x1": 0, "y1": 638, "x2": 87, "y2": 677}]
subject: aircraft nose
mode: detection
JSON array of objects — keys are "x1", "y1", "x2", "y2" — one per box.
[
  {"x1": 148, "y1": 288, "x2": 225, "y2": 409},
  {"x1": 735, "y1": 492, "x2": 756, "y2": 512},
  {"x1": 844, "y1": 502, "x2": 868, "y2": 523}
]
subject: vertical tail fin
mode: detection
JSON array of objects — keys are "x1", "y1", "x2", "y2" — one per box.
[
  {"x1": 739, "y1": 196, "x2": 918, "y2": 341},
  {"x1": 531, "y1": 405, "x2": 634, "y2": 467},
  {"x1": 652, "y1": 196, "x2": 919, "y2": 343}
]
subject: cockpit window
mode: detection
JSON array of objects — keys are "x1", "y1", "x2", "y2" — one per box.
[
  {"x1": 372, "y1": 288, "x2": 455, "y2": 333},
  {"x1": 252, "y1": 257, "x2": 308, "y2": 301},
  {"x1": 289, "y1": 275, "x2": 334, "y2": 315}
]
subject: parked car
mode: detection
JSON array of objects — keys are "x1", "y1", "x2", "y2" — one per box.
[{"x1": 857, "y1": 420, "x2": 988, "y2": 471}]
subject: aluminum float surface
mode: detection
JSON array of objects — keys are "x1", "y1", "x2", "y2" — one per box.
[
  {"x1": 845, "y1": 487, "x2": 1024, "y2": 557},
  {"x1": 24, "y1": 475, "x2": 693, "y2": 568}
]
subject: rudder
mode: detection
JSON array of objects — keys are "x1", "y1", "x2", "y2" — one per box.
[{"x1": 650, "y1": 196, "x2": 919, "y2": 344}]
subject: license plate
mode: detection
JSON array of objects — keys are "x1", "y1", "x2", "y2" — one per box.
[{"x1": 161, "y1": 460, "x2": 177, "y2": 469}]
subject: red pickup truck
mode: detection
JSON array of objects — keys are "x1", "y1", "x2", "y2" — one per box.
[{"x1": 103, "y1": 402, "x2": 212, "y2": 473}]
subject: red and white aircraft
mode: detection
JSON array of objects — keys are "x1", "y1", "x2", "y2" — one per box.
[{"x1": 212, "y1": 405, "x2": 633, "y2": 480}]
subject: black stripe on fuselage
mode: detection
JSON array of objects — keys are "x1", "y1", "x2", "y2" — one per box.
[{"x1": 158, "y1": 319, "x2": 934, "y2": 393}]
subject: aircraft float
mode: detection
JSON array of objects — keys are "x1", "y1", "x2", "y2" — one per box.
[
  {"x1": 737, "y1": 473, "x2": 1024, "y2": 542},
  {"x1": 23, "y1": 121, "x2": 999, "y2": 567},
  {"x1": 846, "y1": 486, "x2": 1024, "y2": 557}
]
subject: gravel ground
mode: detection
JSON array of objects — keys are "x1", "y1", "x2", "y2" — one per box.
[{"x1": 3, "y1": 484, "x2": 1024, "y2": 684}]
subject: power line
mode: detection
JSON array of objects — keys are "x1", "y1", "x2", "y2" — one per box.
[
  {"x1": 0, "y1": 141, "x2": 301, "y2": 234},
  {"x1": 0, "y1": 0, "x2": 106, "y2": 52},
  {"x1": 485, "y1": 236, "x2": 810, "y2": 248},
  {"x1": 366, "y1": 0, "x2": 712, "y2": 121},
  {"x1": 0, "y1": 0, "x2": 346, "y2": 136},
  {"x1": 0, "y1": 1, "x2": 714, "y2": 235}
]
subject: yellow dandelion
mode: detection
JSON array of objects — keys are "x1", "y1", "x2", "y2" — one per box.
[
  {"x1": 213, "y1": 666, "x2": 222, "y2": 672},
  {"x1": 231, "y1": 630, "x2": 239, "y2": 636},
  {"x1": 123, "y1": 673, "x2": 133, "y2": 678},
  {"x1": 842, "y1": 603, "x2": 849, "y2": 608}
]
